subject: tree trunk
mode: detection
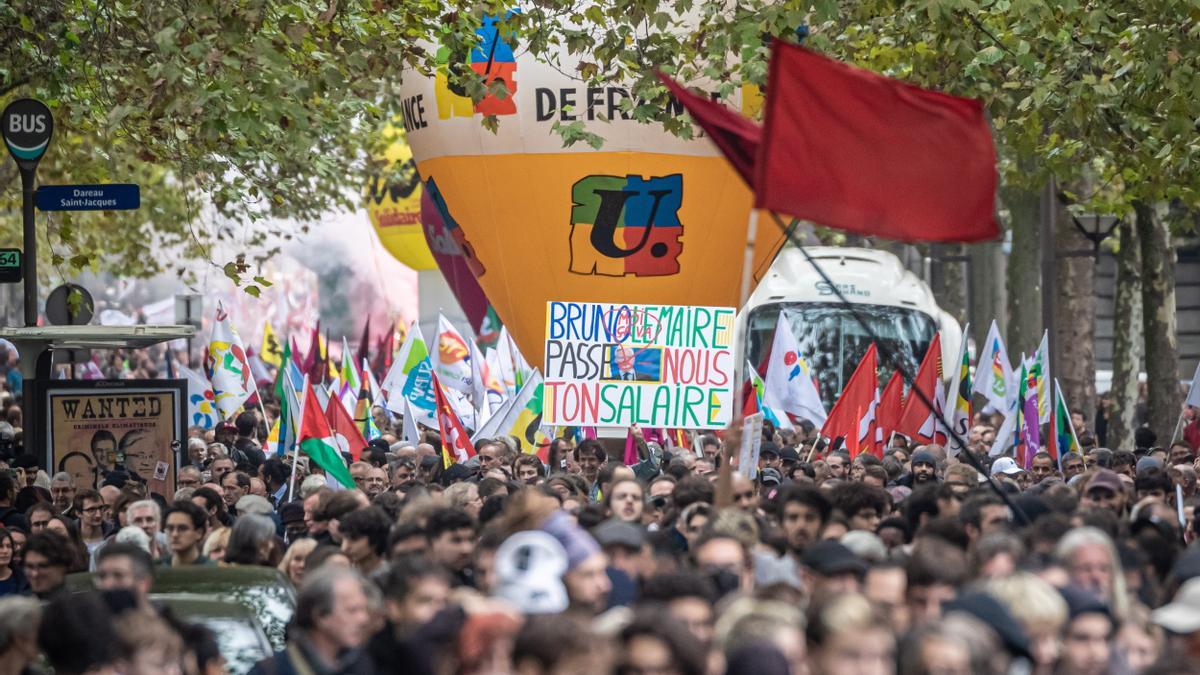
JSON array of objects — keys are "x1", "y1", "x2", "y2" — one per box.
[
  {"x1": 1108, "y1": 219, "x2": 1142, "y2": 451},
  {"x1": 1135, "y1": 201, "x2": 1182, "y2": 445},
  {"x1": 1054, "y1": 201, "x2": 1096, "y2": 433},
  {"x1": 937, "y1": 244, "x2": 968, "y2": 326},
  {"x1": 1004, "y1": 185, "x2": 1042, "y2": 357},
  {"x1": 969, "y1": 241, "x2": 1007, "y2": 358}
]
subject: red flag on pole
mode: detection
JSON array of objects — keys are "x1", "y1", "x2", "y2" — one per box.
[
  {"x1": 821, "y1": 344, "x2": 878, "y2": 452},
  {"x1": 432, "y1": 372, "x2": 476, "y2": 468},
  {"x1": 325, "y1": 395, "x2": 367, "y2": 462},
  {"x1": 895, "y1": 334, "x2": 946, "y2": 444},
  {"x1": 657, "y1": 74, "x2": 762, "y2": 186},
  {"x1": 877, "y1": 371, "x2": 905, "y2": 443},
  {"x1": 755, "y1": 42, "x2": 998, "y2": 243},
  {"x1": 661, "y1": 42, "x2": 999, "y2": 244}
]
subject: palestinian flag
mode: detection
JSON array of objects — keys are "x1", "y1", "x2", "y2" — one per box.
[{"x1": 299, "y1": 382, "x2": 355, "y2": 488}]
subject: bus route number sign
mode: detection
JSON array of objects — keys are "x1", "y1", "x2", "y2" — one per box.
[{"x1": 0, "y1": 249, "x2": 22, "y2": 283}]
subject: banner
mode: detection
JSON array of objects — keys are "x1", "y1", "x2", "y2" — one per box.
[
  {"x1": 542, "y1": 301, "x2": 735, "y2": 429},
  {"x1": 43, "y1": 381, "x2": 186, "y2": 497}
]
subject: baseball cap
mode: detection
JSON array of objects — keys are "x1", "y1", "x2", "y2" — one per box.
[
  {"x1": 800, "y1": 540, "x2": 868, "y2": 577},
  {"x1": 593, "y1": 519, "x2": 646, "y2": 550},
  {"x1": 1086, "y1": 469, "x2": 1124, "y2": 494},
  {"x1": 779, "y1": 447, "x2": 801, "y2": 463},
  {"x1": 760, "y1": 443, "x2": 780, "y2": 458},
  {"x1": 759, "y1": 468, "x2": 783, "y2": 487},
  {"x1": 990, "y1": 457, "x2": 1024, "y2": 477},
  {"x1": 1152, "y1": 577, "x2": 1200, "y2": 634},
  {"x1": 1136, "y1": 456, "x2": 1164, "y2": 475}
]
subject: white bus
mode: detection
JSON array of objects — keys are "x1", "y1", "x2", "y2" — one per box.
[{"x1": 739, "y1": 246, "x2": 962, "y2": 407}]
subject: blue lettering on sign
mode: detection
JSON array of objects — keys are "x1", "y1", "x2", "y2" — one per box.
[{"x1": 36, "y1": 183, "x2": 140, "y2": 211}]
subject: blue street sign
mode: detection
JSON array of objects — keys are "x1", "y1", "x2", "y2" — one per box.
[{"x1": 36, "y1": 183, "x2": 140, "y2": 211}]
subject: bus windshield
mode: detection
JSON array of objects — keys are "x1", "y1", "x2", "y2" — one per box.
[{"x1": 745, "y1": 302, "x2": 938, "y2": 408}]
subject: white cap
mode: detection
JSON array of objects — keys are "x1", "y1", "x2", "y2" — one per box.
[
  {"x1": 493, "y1": 531, "x2": 569, "y2": 614},
  {"x1": 1152, "y1": 577, "x2": 1200, "y2": 634},
  {"x1": 990, "y1": 456, "x2": 1024, "y2": 477}
]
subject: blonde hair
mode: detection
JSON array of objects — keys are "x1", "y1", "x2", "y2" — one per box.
[
  {"x1": 443, "y1": 482, "x2": 479, "y2": 511},
  {"x1": 202, "y1": 526, "x2": 232, "y2": 561},
  {"x1": 115, "y1": 612, "x2": 182, "y2": 663},
  {"x1": 705, "y1": 508, "x2": 760, "y2": 550},
  {"x1": 714, "y1": 597, "x2": 804, "y2": 656},
  {"x1": 983, "y1": 572, "x2": 1068, "y2": 631},
  {"x1": 277, "y1": 537, "x2": 318, "y2": 585}
]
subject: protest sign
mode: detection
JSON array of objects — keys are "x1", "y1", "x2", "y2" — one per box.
[
  {"x1": 542, "y1": 301, "x2": 735, "y2": 428},
  {"x1": 737, "y1": 412, "x2": 765, "y2": 479},
  {"x1": 43, "y1": 381, "x2": 185, "y2": 497}
]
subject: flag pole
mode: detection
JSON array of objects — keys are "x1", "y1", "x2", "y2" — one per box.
[
  {"x1": 287, "y1": 374, "x2": 308, "y2": 503},
  {"x1": 1171, "y1": 410, "x2": 1186, "y2": 445}
]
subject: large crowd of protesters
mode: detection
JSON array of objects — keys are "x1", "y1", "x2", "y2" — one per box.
[{"x1": 1, "y1": 354, "x2": 1200, "y2": 675}]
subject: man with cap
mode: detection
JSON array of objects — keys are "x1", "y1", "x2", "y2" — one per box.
[
  {"x1": 1081, "y1": 469, "x2": 1127, "y2": 516},
  {"x1": 799, "y1": 540, "x2": 867, "y2": 595},
  {"x1": 778, "y1": 446, "x2": 801, "y2": 474},
  {"x1": 593, "y1": 519, "x2": 646, "y2": 607},
  {"x1": 904, "y1": 448, "x2": 940, "y2": 487},
  {"x1": 758, "y1": 468, "x2": 783, "y2": 493},
  {"x1": 1151, "y1": 577, "x2": 1200, "y2": 658},
  {"x1": 1057, "y1": 586, "x2": 1116, "y2": 675},
  {"x1": 758, "y1": 444, "x2": 782, "y2": 472},
  {"x1": 990, "y1": 456, "x2": 1026, "y2": 482},
  {"x1": 279, "y1": 502, "x2": 307, "y2": 544}
]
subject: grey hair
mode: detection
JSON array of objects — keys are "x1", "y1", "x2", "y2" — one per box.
[
  {"x1": 51, "y1": 471, "x2": 73, "y2": 484},
  {"x1": 173, "y1": 488, "x2": 196, "y2": 502},
  {"x1": 299, "y1": 474, "x2": 326, "y2": 499},
  {"x1": 0, "y1": 597, "x2": 40, "y2": 651},
  {"x1": 127, "y1": 499, "x2": 161, "y2": 523},
  {"x1": 187, "y1": 437, "x2": 206, "y2": 452},
  {"x1": 114, "y1": 525, "x2": 152, "y2": 553},
  {"x1": 294, "y1": 566, "x2": 377, "y2": 631},
  {"x1": 1055, "y1": 526, "x2": 1129, "y2": 619},
  {"x1": 223, "y1": 514, "x2": 277, "y2": 565}
]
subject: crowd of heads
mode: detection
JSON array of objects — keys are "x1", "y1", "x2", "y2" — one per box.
[{"x1": 3, "y1": 369, "x2": 1200, "y2": 674}]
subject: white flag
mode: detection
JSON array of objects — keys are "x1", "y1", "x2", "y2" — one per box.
[
  {"x1": 1186, "y1": 363, "x2": 1200, "y2": 409},
  {"x1": 206, "y1": 305, "x2": 252, "y2": 420},
  {"x1": 972, "y1": 320, "x2": 1012, "y2": 412},
  {"x1": 179, "y1": 366, "x2": 218, "y2": 430},
  {"x1": 1035, "y1": 331, "x2": 1051, "y2": 424},
  {"x1": 943, "y1": 322, "x2": 971, "y2": 458},
  {"x1": 764, "y1": 314, "x2": 828, "y2": 427},
  {"x1": 433, "y1": 314, "x2": 473, "y2": 393}
]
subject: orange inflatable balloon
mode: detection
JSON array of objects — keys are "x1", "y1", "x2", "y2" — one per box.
[{"x1": 398, "y1": 15, "x2": 787, "y2": 366}]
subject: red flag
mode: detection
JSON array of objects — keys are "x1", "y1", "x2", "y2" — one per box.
[
  {"x1": 432, "y1": 372, "x2": 476, "y2": 467},
  {"x1": 657, "y1": 73, "x2": 762, "y2": 186},
  {"x1": 821, "y1": 344, "x2": 878, "y2": 453},
  {"x1": 756, "y1": 42, "x2": 998, "y2": 243},
  {"x1": 356, "y1": 316, "x2": 372, "y2": 369},
  {"x1": 895, "y1": 334, "x2": 945, "y2": 444},
  {"x1": 301, "y1": 321, "x2": 320, "y2": 376},
  {"x1": 877, "y1": 371, "x2": 905, "y2": 443},
  {"x1": 325, "y1": 394, "x2": 368, "y2": 462},
  {"x1": 371, "y1": 329, "x2": 394, "y2": 380}
]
